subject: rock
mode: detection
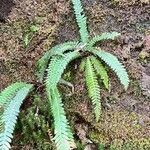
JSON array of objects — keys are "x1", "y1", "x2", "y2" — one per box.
[
  {"x1": 0, "y1": 0, "x2": 15, "y2": 22},
  {"x1": 141, "y1": 66, "x2": 150, "y2": 98}
]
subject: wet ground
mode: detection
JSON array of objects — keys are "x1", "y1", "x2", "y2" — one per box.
[{"x1": 0, "y1": 0, "x2": 150, "y2": 149}]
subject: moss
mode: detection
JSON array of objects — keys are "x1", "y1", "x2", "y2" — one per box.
[
  {"x1": 13, "y1": 95, "x2": 55, "y2": 150},
  {"x1": 139, "y1": 51, "x2": 150, "y2": 64},
  {"x1": 111, "y1": 0, "x2": 149, "y2": 5},
  {"x1": 89, "y1": 110, "x2": 149, "y2": 149},
  {"x1": 130, "y1": 80, "x2": 142, "y2": 97},
  {"x1": 110, "y1": 138, "x2": 150, "y2": 150}
]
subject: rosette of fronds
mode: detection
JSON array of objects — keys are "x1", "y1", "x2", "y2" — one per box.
[
  {"x1": 36, "y1": 0, "x2": 129, "y2": 149},
  {"x1": 0, "y1": 82, "x2": 33, "y2": 150}
]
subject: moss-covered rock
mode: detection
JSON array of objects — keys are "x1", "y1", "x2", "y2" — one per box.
[{"x1": 89, "y1": 110, "x2": 150, "y2": 150}]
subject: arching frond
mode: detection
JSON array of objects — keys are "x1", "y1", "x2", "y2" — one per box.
[
  {"x1": 0, "y1": 82, "x2": 31, "y2": 106},
  {"x1": 46, "y1": 51, "x2": 80, "y2": 88},
  {"x1": 36, "y1": 41, "x2": 79, "y2": 82},
  {"x1": 91, "y1": 49, "x2": 129, "y2": 90},
  {"x1": 88, "y1": 32, "x2": 120, "y2": 47},
  {"x1": 90, "y1": 56, "x2": 109, "y2": 89},
  {"x1": 71, "y1": 0, "x2": 89, "y2": 43},
  {"x1": 46, "y1": 87, "x2": 75, "y2": 150},
  {"x1": 0, "y1": 83, "x2": 33, "y2": 150},
  {"x1": 85, "y1": 57, "x2": 101, "y2": 122},
  {"x1": 45, "y1": 51, "x2": 80, "y2": 149}
]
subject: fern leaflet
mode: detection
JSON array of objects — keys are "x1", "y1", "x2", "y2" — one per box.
[
  {"x1": 0, "y1": 84, "x2": 32, "y2": 150},
  {"x1": 92, "y1": 49, "x2": 129, "y2": 90},
  {"x1": 36, "y1": 41, "x2": 79, "y2": 81},
  {"x1": 71, "y1": 0, "x2": 89, "y2": 43},
  {"x1": 88, "y1": 32, "x2": 120, "y2": 47},
  {"x1": 90, "y1": 56, "x2": 109, "y2": 89},
  {"x1": 85, "y1": 57, "x2": 101, "y2": 122}
]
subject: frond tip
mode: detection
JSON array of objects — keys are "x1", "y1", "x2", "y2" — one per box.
[
  {"x1": 85, "y1": 57, "x2": 101, "y2": 122},
  {"x1": 71, "y1": 0, "x2": 89, "y2": 43},
  {"x1": 49, "y1": 88, "x2": 75, "y2": 150},
  {"x1": 0, "y1": 83, "x2": 33, "y2": 150}
]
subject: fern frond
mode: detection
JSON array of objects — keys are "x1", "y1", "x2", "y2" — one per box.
[
  {"x1": 71, "y1": 0, "x2": 89, "y2": 43},
  {"x1": 36, "y1": 41, "x2": 79, "y2": 82},
  {"x1": 92, "y1": 49, "x2": 129, "y2": 90},
  {"x1": 0, "y1": 84, "x2": 32, "y2": 150},
  {"x1": 88, "y1": 32, "x2": 120, "y2": 47},
  {"x1": 46, "y1": 51, "x2": 80, "y2": 88},
  {"x1": 79, "y1": 58, "x2": 86, "y2": 72},
  {"x1": 0, "y1": 82, "x2": 31, "y2": 106},
  {"x1": 90, "y1": 56, "x2": 109, "y2": 89},
  {"x1": 45, "y1": 51, "x2": 80, "y2": 149},
  {"x1": 85, "y1": 57, "x2": 101, "y2": 122},
  {"x1": 46, "y1": 87, "x2": 75, "y2": 150}
]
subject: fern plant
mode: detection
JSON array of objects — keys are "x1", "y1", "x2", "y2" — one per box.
[
  {"x1": 0, "y1": 0, "x2": 129, "y2": 149},
  {"x1": 36, "y1": 0, "x2": 129, "y2": 149},
  {"x1": 0, "y1": 82, "x2": 33, "y2": 150}
]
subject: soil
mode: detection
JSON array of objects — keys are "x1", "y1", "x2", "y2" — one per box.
[{"x1": 0, "y1": 0, "x2": 150, "y2": 149}]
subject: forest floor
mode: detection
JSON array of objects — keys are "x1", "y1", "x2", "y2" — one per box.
[{"x1": 0, "y1": 0, "x2": 150, "y2": 149}]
